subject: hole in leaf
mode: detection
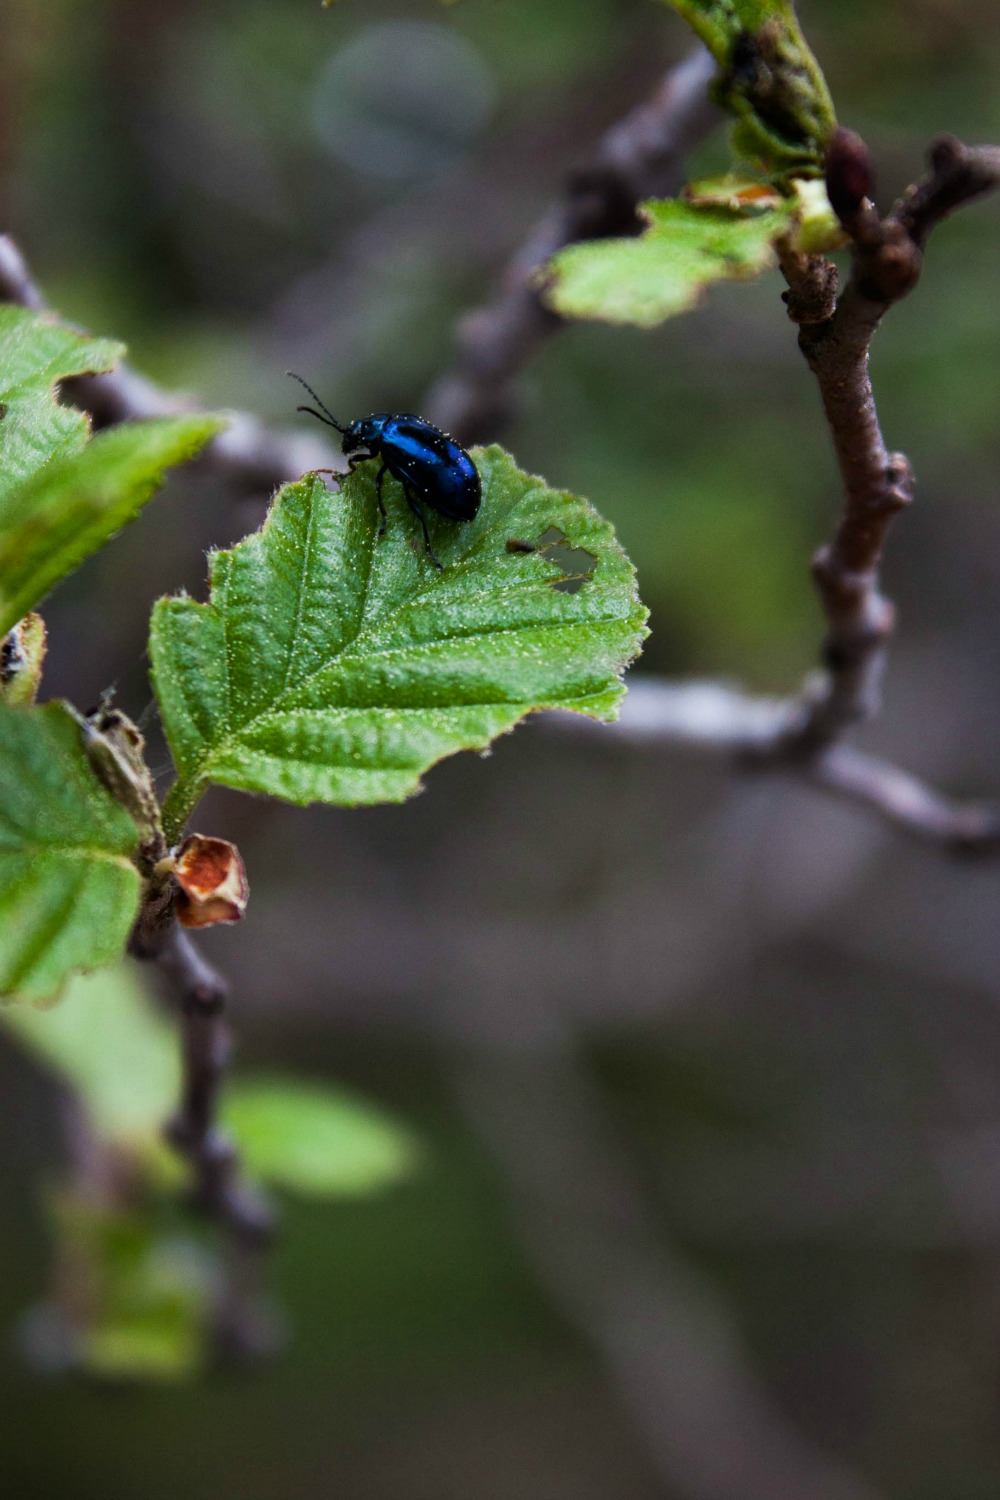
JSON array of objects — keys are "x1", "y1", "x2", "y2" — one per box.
[{"x1": 535, "y1": 526, "x2": 598, "y2": 595}]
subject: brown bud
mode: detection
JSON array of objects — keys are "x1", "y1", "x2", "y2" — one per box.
[
  {"x1": 825, "y1": 127, "x2": 876, "y2": 224},
  {"x1": 174, "y1": 834, "x2": 249, "y2": 929}
]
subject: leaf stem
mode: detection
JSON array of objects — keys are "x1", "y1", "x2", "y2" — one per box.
[{"x1": 160, "y1": 776, "x2": 205, "y2": 848}]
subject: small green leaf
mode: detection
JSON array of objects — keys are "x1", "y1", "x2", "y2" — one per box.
[
  {"x1": 660, "y1": 0, "x2": 836, "y2": 179},
  {"x1": 151, "y1": 447, "x2": 647, "y2": 838},
  {"x1": 0, "y1": 701, "x2": 141, "y2": 1003},
  {"x1": 223, "y1": 1078, "x2": 420, "y2": 1198},
  {"x1": 0, "y1": 412, "x2": 225, "y2": 637},
  {"x1": 546, "y1": 197, "x2": 794, "y2": 328},
  {"x1": 2, "y1": 963, "x2": 179, "y2": 1141}
]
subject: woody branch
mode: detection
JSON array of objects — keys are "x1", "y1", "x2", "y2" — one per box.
[{"x1": 557, "y1": 132, "x2": 1000, "y2": 853}]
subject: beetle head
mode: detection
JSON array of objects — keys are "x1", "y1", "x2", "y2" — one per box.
[{"x1": 342, "y1": 414, "x2": 388, "y2": 461}]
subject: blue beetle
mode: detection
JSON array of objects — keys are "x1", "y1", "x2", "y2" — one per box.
[{"x1": 289, "y1": 373, "x2": 481, "y2": 569}]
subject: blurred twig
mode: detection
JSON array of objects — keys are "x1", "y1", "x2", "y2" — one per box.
[
  {"x1": 425, "y1": 47, "x2": 720, "y2": 445},
  {"x1": 454, "y1": 1037, "x2": 882, "y2": 1500},
  {"x1": 129, "y1": 897, "x2": 276, "y2": 1358},
  {"x1": 0, "y1": 233, "x2": 339, "y2": 495},
  {"x1": 551, "y1": 680, "x2": 1000, "y2": 853},
  {"x1": 896, "y1": 135, "x2": 1000, "y2": 245}
]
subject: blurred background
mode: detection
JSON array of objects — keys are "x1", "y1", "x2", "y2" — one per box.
[{"x1": 2, "y1": 0, "x2": 1000, "y2": 1496}]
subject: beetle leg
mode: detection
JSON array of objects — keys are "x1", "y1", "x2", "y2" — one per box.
[
  {"x1": 375, "y1": 464, "x2": 388, "y2": 541},
  {"x1": 403, "y1": 485, "x2": 443, "y2": 570}
]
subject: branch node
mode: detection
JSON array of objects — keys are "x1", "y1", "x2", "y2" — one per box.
[
  {"x1": 825, "y1": 126, "x2": 878, "y2": 232},
  {"x1": 186, "y1": 979, "x2": 228, "y2": 1016},
  {"x1": 779, "y1": 251, "x2": 839, "y2": 326},
  {"x1": 928, "y1": 132, "x2": 965, "y2": 174}
]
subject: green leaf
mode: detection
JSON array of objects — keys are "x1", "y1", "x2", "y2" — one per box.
[
  {"x1": 151, "y1": 447, "x2": 647, "y2": 838},
  {"x1": 223, "y1": 1078, "x2": 420, "y2": 1198},
  {"x1": 0, "y1": 305, "x2": 122, "y2": 505},
  {"x1": 2, "y1": 963, "x2": 179, "y2": 1142},
  {"x1": 660, "y1": 0, "x2": 836, "y2": 179},
  {"x1": 0, "y1": 414, "x2": 225, "y2": 638},
  {"x1": 0, "y1": 305, "x2": 224, "y2": 635},
  {"x1": 0, "y1": 701, "x2": 141, "y2": 1003},
  {"x1": 546, "y1": 197, "x2": 794, "y2": 328}
]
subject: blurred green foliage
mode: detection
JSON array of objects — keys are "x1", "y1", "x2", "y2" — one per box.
[
  {"x1": 224, "y1": 1078, "x2": 420, "y2": 1196},
  {"x1": 5, "y1": 962, "x2": 423, "y2": 1198},
  {"x1": 2, "y1": 962, "x2": 424, "y2": 1379}
]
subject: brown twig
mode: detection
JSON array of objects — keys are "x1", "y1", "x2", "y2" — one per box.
[
  {"x1": 129, "y1": 893, "x2": 275, "y2": 1356},
  {"x1": 896, "y1": 135, "x2": 1000, "y2": 247},
  {"x1": 776, "y1": 131, "x2": 1000, "y2": 753},
  {"x1": 0, "y1": 233, "x2": 339, "y2": 495},
  {"x1": 805, "y1": 743, "x2": 1000, "y2": 852},
  {"x1": 424, "y1": 47, "x2": 720, "y2": 446}
]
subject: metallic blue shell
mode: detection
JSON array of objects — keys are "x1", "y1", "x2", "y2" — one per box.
[{"x1": 343, "y1": 414, "x2": 481, "y2": 522}]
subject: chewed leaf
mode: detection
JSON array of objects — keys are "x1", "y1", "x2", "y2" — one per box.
[
  {"x1": 0, "y1": 304, "x2": 122, "y2": 508},
  {"x1": 151, "y1": 445, "x2": 648, "y2": 837},
  {"x1": 682, "y1": 174, "x2": 785, "y2": 211},
  {"x1": 0, "y1": 305, "x2": 224, "y2": 634},
  {"x1": 660, "y1": 0, "x2": 836, "y2": 179},
  {"x1": 0, "y1": 702, "x2": 141, "y2": 1003},
  {"x1": 546, "y1": 196, "x2": 794, "y2": 327}
]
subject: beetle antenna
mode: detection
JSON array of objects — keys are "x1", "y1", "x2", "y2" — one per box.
[{"x1": 286, "y1": 370, "x2": 346, "y2": 433}]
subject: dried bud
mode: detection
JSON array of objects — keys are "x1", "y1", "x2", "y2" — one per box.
[
  {"x1": 682, "y1": 176, "x2": 783, "y2": 213},
  {"x1": 825, "y1": 127, "x2": 876, "y2": 224},
  {"x1": 174, "y1": 834, "x2": 249, "y2": 929},
  {"x1": 1, "y1": 614, "x2": 47, "y2": 706},
  {"x1": 78, "y1": 698, "x2": 161, "y2": 850}
]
